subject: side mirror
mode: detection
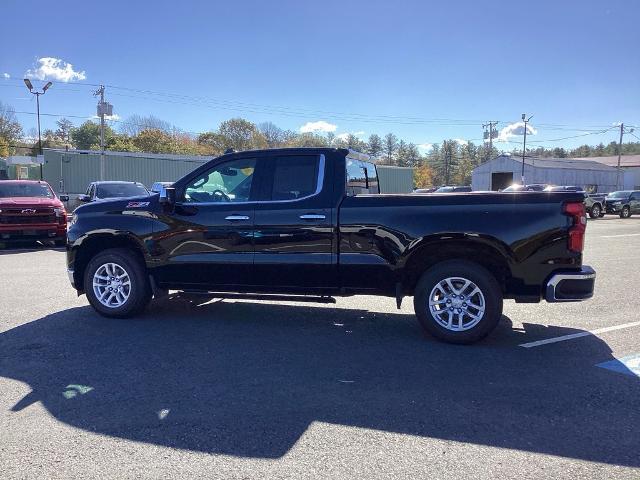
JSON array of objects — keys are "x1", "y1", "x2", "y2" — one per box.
[
  {"x1": 78, "y1": 194, "x2": 90, "y2": 202},
  {"x1": 160, "y1": 187, "x2": 176, "y2": 205},
  {"x1": 59, "y1": 194, "x2": 70, "y2": 202}
]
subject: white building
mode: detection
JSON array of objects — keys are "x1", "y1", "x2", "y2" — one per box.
[{"x1": 472, "y1": 154, "x2": 633, "y2": 193}]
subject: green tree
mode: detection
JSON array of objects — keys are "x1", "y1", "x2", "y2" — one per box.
[
  {"x1": 216, "y1": 118, "x2": 268, "y2": 151},
  {"x1": 131, "y1": 129, "x2": 175, "y2": 153},
  {"x1": 366, "y1": 134, "x2": 383, "y2": 157},
  {"x1": 383, "y1": 133, "x2": 398, "y2": 165},
  {"x1": 71, "y1": 121, "x2": 115, "y2": 150},
  {"x1": 0, "y1": 102, "x2": 23, "y2": 156}
]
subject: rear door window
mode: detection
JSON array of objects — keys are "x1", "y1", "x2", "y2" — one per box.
[{"x1": 268, "y1": 155, "x2": 319, "y2": 201}]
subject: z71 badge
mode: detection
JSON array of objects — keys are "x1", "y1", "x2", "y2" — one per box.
[{"x1": 126, "y1": 201, "x2": 150, "y2": 208}]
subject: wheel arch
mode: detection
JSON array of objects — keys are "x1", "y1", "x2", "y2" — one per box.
[
  {"x1": 401, "y1": 236, "x2": 513, "y2": 295},
  {"x1": 71, "y1": 233, "x2": 148, "y2": 292}
]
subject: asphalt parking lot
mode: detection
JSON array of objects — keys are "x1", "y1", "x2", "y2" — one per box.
[{"x1": 1, "y1": 216, "x2": 639, "y2": 479}]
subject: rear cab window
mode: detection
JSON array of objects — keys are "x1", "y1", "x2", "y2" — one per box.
[{"x1": 346, "y1": 158, "x2": 379, "y2": 195}]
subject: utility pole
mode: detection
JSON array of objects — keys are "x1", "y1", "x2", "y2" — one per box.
[
  {"x1": 94, "y1": 85, "x2": 112, "y2": 181},
  {"x1": 521, "y1": 114, "x2": 533, "y2": 184},
  {"x1": 616, "y1": 123, "x2": 624, "y2": 190},
  {"x1": 482, "y1": 121, "x2": 498, "y2": 163}
]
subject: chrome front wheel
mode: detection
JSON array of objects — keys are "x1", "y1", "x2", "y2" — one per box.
[
  {"x1": 428, "y1": 277, "x2": 486, "y2": 332},
  {"x1": 92, "y1": 262, "x2": 132, "y2": 308}
]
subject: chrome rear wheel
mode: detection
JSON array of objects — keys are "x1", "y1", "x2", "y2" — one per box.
[{"x1": 428, "y1": 277, "x2": 486, "y2": 332}]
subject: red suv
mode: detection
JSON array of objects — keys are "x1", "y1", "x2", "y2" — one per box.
[{"x1": 0, "y1": 180, "x2": 69, "y2": 246}]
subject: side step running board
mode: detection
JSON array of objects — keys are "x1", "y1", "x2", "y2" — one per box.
[{"x1": 180, "y1": 291, "x2": 337, "y2": 304}]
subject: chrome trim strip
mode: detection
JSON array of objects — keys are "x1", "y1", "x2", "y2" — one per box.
[
  {"x1": 299, "y1": 214, "x2": 326, "y2": 220},
  {"x1": 67, "y1": 268, "x2": 75, "y2": 288},
  {"x1": 545, "y1": 267, "x2": 596, "y2": 302},
  {"x1": 176, "y1": 154, "x2": 326, "y2": 207},
  {"x1": 225, "y1": 215, "x2": 250, "y2": 221}
]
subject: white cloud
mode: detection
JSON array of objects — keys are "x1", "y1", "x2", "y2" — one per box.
[
  {"x1": 454, "y1": 138, "x2": 468, "y2": 145},
  {"x1": 336, "y1": 133, "x2": 350, "y2": 141},
  {"x1": 2, "y1": 73, "x2": 10, "y2": 79},
  {"x1": 25, "y1": 57, "x2": 86, "y2": 82},
  {"x1": 417, "y1": 143, "x2": 433, "y2": 152},
  {"x1": 353, "y1": 131, "x2": 365, "y2": 136},
  {"x1": 299, "y1": 120, "x2": 337, "y2": 133},
  {"x1": 495, "y1": 121, "x2": 537, "y2": 142}
]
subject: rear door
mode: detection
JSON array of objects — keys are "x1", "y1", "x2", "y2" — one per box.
[
  {"x1": 252, "y1": 153, "x2": 336, "y2": 289},
  {"x1": 631, "y1": 192, "x2": 640, "y2": 213}
]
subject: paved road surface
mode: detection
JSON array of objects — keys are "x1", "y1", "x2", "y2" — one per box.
[{"x1": 1, "y1": 216, "x2": 639, "y2": 479}]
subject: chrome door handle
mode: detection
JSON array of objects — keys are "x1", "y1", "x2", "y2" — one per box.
[
  {"x1": 299, "y1": 214, "x2": 326, "y2": 220},
  {"x1": 225, "y1": 215, "x2": 250, "y2": 221}
]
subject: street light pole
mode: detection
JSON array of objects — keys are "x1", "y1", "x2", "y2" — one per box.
[
  {"x1": 521, "y1": 114, "x2": 533, "y2": 184},
  {"x1": 23, "y1": 79, "x2": 52, "y2": 180}
]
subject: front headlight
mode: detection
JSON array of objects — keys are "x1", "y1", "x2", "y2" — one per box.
[
  {"x1": 613, "y1": 201, "x2": 622, "y2": 205},
  {"x1": 54, "y1": 207, "x2": 66, "y2": 217}
]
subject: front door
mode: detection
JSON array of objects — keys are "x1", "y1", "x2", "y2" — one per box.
[
  {"x1": 253, "y1": 153, "x2": 336, "y2": 290},
  {"x1": 154, "y1": 156, "x2": 259, "y2": 288}
]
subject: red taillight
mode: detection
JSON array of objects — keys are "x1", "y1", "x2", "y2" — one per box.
[{"x1": 564, "y1": 201, "x2": 586, "y2": 253}]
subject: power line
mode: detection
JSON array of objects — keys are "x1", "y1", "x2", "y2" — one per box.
[{"x1": 4, "y1": 75, "x2": 633, "y2": 131}]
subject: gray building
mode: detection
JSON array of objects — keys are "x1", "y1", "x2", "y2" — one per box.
[
  {"x1": 472, "y1": 154, "x2": 633, "y2": 193},
  {"x1": 573, "y1": 155, "x2": 640, "y2": 190},
  {"x1": 42, "y1": 148, "x2": 415, "y2": 197}
]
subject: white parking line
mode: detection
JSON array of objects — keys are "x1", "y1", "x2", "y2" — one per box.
[
  {"x1": 519, "y1": 321, "x2": 640, "y2": 348},
  {"x1": 600, "y1": 233, "x2": 640, "y2": 238}
]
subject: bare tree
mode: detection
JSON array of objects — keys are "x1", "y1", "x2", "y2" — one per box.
[{"x1": 119, "y1": 115, "x2": 175, "y2": 136}]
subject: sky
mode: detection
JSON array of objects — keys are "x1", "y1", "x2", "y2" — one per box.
[{"x1": 1, "y1": 0, "x2": 639, "y2": 151}]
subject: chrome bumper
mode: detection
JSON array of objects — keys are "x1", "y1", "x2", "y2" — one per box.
[{"x1": 545, "y1": 266, "x2": 596, "y2": 302}]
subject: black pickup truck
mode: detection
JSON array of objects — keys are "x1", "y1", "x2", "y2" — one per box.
[{"x1": 66, "y1": 148, "x2": 596, "y2": 344}]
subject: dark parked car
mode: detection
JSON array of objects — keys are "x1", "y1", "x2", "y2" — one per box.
[
  {"x1": 604, "y1": 190, "x2": 640, "y2": 218},
  {"x1": 434, "y1": 185, "x2": 472, "y2": 193},
  {"x1": 78, "y1": 181, "x2": 149, "y2": 203},
  {"x1": 544, "y1": 186, "x2": 605, "y2": 218},
  {"x1": 0, "y1": 180, "x2": 69, "y2": 246},
  {"x1": 66, "y1": 148, "x2": 595, "y2": 344}
]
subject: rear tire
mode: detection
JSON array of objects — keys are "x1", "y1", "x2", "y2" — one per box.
[
  {"x1": 589, "y1": 204, "x2": 601, "y2": 219},
  {"x1": 413, "y1": 260, "x2": 503, "y2": 344},
  {"x1": 84, "y1": 248, "x2": 151, "y2": 318},
  {"x1": 620, "y1": 206, "x2": 631, "y2": 218}
]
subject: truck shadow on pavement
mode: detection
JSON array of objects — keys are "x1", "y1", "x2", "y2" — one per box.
[{"x1": 0, "y1": 299, "x2": 637, "y2": 465}]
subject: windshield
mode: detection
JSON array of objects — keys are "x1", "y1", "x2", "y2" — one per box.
[
  {"x1": 607, "y1": 191, "x2": 631, "y2": 198},
  {"x1": 435, "y1": 186, "x2": 454, "y2": 193},
  {"x1": 96, "y1": 183, "x2": 148, "y2": 199},
  {"x1": 0, "y1": 183, "x2": 54, "y2": 199}
]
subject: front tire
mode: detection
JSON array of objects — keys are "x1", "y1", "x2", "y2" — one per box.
[
  {"x1": 620, "y1": 206, "x2": 631, "y2": 218},
  {"x1": 413, "y1": 260, "x2": 503, "y2": 344},
  {"x1": 589, "y1": 204, "x2": 601, "y2": 219},
  {"x1": 84, "y1": 248, "x2": 151, "y2": 318}
]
